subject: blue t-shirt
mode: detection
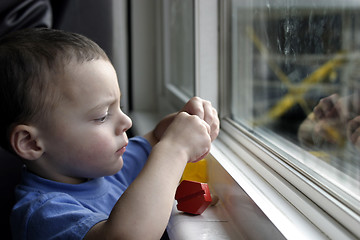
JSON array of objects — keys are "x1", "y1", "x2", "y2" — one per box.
[{"x1": 11, "y1": 136, "x2": 152, "y2": 240}]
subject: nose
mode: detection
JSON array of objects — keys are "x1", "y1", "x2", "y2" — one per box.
[{"x1": 115, "y1": 109, "x2": 132, "y2": 136}]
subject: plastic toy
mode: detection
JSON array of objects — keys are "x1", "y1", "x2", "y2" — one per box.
[
  {"x1": 181, "y1": 159, "x2": 208, "y2": 183},
  {"x1": 175, "y1": 180, "x2": 212, "y2": 215}
]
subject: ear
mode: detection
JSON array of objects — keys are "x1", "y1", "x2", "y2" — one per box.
[{"x1": 10, "y1": 125, "x2": 44, "y2": 161}]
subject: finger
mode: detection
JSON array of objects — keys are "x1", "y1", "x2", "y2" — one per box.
[
  {"x1": 347, "y1": 117, "x2": 359, "y2": 135},
  {"x1": 182, "y1": 97, "x2": 204, "y2": 119},
  {"x1": 313, "y1": 105, "x2": 325, "y2": 120},
  {"x1": 209, "y1": 108, "x2": 220, "y2": 141},
  {"x1": 320, "y1": 95, "x2": 336, "y2": 116},
  {"x1": 314, "y1": 94, "x2": 339, "y2": 120},
  {"x1": 348, "y1": 116, "x2": 360, "y2": 144},
  {"x1": 355, "y1": 137, "x2": 360, "y2": 150},
  {"x1": 351, "y1": 128, "x2": 360, "y2": 145},
  {"x1": 201, "y1": 101, "x2": 220, "y2": 141},
  {"x1": 203, "y1": 100, "x2": 214, "y2": 125},
  {"x1": 201, "y1": 118, "x2": 211, "y2": 135}
]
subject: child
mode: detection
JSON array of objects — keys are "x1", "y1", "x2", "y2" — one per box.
[{"x1": 0, "y1": 28, "x2": 219, "y2": 240}]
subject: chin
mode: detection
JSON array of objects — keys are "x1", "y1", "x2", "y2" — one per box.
[
  {"x1": 110, "y1": 156, "x2": 124, "y2": 175},
  {"x1": 98, "y1": 155, "x2": 124, "y2": 177}
]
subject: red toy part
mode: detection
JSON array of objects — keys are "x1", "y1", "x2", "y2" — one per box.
[{"x1": 175, "y1": 180, "x2": 212, "y2": 215}]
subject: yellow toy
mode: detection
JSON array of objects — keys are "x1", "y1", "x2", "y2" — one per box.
[{"x1": 181, "y1": 159, "x2": 208, "y2": 183}]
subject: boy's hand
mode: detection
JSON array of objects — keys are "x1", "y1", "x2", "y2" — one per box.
[
  {"x1": 313, "y1": 94, "x2": 343, "y2": 121},
  {"x1": 180, "y1": 97, "x2": 220, "y2": 141},
  {"x1": 150, "y1": 97, "x2": 219, "y2": 144},
  {"x1": 298, "y1": 93, "x2": 360, "y2": 148},
  {"x1": 312, "y1": 94, "x2": 346, "y2": 145},
  {"x1": 160, "y1": 111, "x2": 212, "y2": 163}
]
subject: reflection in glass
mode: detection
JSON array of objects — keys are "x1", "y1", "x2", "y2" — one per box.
[{"x1": 230, "y1": 0, "x2": 360, "y2": 204}]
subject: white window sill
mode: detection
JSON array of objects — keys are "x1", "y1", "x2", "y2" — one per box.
[{"x1": 167, "y1": 202, "x2": 241, "y2": 240}]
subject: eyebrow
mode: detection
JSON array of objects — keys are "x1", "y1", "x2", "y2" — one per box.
[
  {"x1": 88, "y1": 98, "x2": 114, "y2": 114},
  {"x1": 88, "y1": 92, "x2": 122, "y2": 114}
]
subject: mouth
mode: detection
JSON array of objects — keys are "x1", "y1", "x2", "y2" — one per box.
[{"x1": 116, "y1": 143, "x2": 128, "y2": 155}]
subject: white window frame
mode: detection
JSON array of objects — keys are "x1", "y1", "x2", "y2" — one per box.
[
  {"x1": 159, "y1": 0, "x2": 195, "y2": 113},
  {"x1": 159, "y1": 0, "x2": 218, "y2": 111}
]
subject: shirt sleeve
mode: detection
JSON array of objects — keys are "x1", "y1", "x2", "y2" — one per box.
[{"x1": 11, "y1": 192, "x2": 107, "y2": 240}]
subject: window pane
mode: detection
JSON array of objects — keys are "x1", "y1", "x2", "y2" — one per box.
[
  {"x1": 166, "y1": 0, "x2": 195, "y2": 97},
  {"x1": 230, "y1": 0, "x2": 360, "y2": 206}
]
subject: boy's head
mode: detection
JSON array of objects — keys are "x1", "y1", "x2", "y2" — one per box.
[
  {"x1": 0, "y1": 28, "x2": 109, "y2": 152},
  {"x1": 0, "y1": 28, "x2": 132, "y2": 183}
]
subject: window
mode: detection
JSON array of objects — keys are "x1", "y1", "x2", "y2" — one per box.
[
  {"x1": 155, "y1": 0, "x2": 360, "y2": 238},
  {"x1": 161, "y1": 0, "x2": 195, "y2": 108},
  {"x1": 160, "y1": 0, "x2": 218, "y2": 108},
  {"x1": 221, "y1": 0, "x2": 360, "y2": 238}
]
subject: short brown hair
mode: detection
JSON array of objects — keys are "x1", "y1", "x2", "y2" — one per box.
[{"x1": 0, "y1": 28, "x2": 110, "y2": 152}]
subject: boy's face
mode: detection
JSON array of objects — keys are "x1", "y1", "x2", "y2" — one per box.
[{"x1": 36, "y1": 59, "x2": 132, "y2": 184}]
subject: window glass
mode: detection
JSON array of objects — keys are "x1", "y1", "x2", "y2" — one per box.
[
  {"x1": 230, "y1": 0, "x2": 360, "y2": 206},
  {"x1": 165, "y1": 0, "x2": 195, "y2": 98}
]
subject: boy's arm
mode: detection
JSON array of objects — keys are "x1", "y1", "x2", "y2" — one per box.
[{"x1": 84, "y1": 111, "x2": 215, "y2": 240}]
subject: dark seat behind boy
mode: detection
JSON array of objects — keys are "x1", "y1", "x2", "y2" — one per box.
[{"x1": 0, "y1": 147, "x2": 22, "y2": 240}]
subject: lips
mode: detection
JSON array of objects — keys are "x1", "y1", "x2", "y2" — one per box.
[{"x1": 116, "y1": 143, "x2": 127, "y2": 155}]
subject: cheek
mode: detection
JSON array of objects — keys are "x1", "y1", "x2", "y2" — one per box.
[
  {"x1": 66, "y1": 128, "x2": 114, "y2": 162},
  {"x1": 81, "y1": 134, "x2": 114, "y2": 158}
]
